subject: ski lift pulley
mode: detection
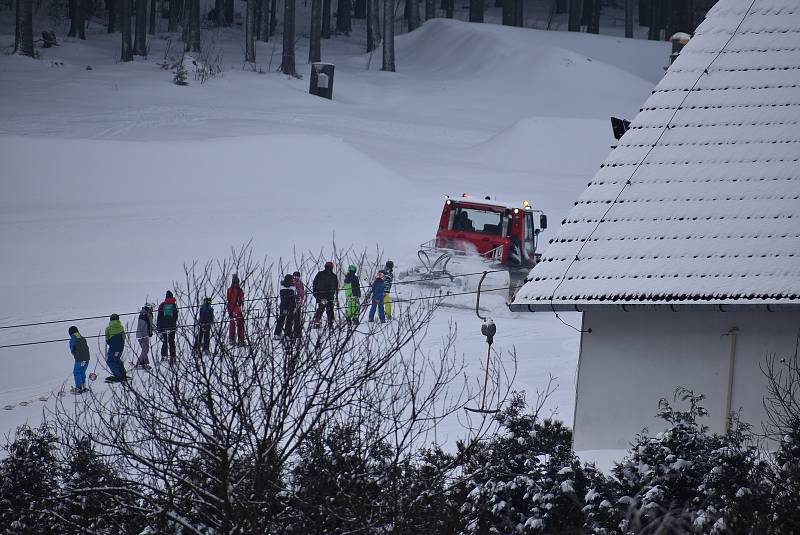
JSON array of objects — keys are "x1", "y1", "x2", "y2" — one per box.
[{"x1": 465, "y1": 318, "x2": 500, "y2": 415}]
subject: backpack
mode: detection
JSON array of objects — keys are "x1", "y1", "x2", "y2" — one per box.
[{"x1": 163, "y1": 303, "x2": 176, "y2": 319}]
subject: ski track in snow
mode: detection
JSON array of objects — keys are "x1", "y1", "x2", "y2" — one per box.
[{"x1": 0, "y1": 16, "x2": 667, "y2": 451}]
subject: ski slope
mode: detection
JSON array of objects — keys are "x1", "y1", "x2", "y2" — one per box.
[{"x1": 0, "y1": 16, "x2": 668, "y2": 455}]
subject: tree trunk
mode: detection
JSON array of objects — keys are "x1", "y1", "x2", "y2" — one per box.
[
  {"x1": 14, "y1": 0, "x2": 35, "y2": 57},
  {"x1": 259, "y1": 0, "x2": 270, "y2": 40},
  {"x1": 107, "y1": 0, "x2": 117, "y2": 32},
  {"x1": 69, "y1": 0, "x2": 87, "y2": 39},
  {"x1": 281, "y1": 0, "x2": 297, "y2": 75},
  {"x1": 225, "y1": 0, "x2": 234, "y2": 25},
  {"x1": 354, "y1": 0, "x2": 365, "y2": 18},
  {"x1": 134, "y1": 0, "x2": 147, "y2": 53},
  {"x1": 309, "y1": 0, "x2": 321, "y2": 62},
  {"x1": 502, "y1": 0, "x2": 513, "y2": 25},
  {"x1": 425, "y1": 0, "x2": 433, "y2": 20},
  {"x1": 382, "y1": 0, "x2": 394, "y2": 71},
  {"x1": 407, "y1": 0, "x2": 419, "y2": 29},
  {"x1": 445, "y1": 0, "x2": 452, "y2": 18},
  {"x1": 322, "y1": 0, "x2": 331, "y2": 37},
  {"x1": 269, "y1": 0, "x2": 277, "y2": 35},
  {"x1": 468, "y1": 0, "x2": 482, "y2": 23},
  {"x1": 567, "y1": 0, "x2": 581, "y2": 31},
  {"x1": 246, "y1": 0, "x2": 256, "y2": 62},
  {"x1": 624, "y1": 0, "x2": 633, "y2": 37},
  {"x1": 191, "y1": 0, "x2": 200, "y2": 51},
  {"x1": 148, "y1": 0, "x2": 157, "y2": 33},
  {"x1": 336, "y1": 0, "x2": 352, "y2": 34},
  {"x1": 168, "y1": 0, "x2": 178, "y2": 30},
  {"x1": 647, "y1": 0, "x2": 660, "y2": 40},
  {"x1": 513, "y1": 0, "x2": 522, "y2": 26},
  {"x1": 587, "y1": 0, "x2": 599, "y2": 33},
  {"x1": 120, "y1": 0, "x2": 134, "y2": 60},
  {"x1": 367, "y1": 0, "x2": 380, "y2": 51}
]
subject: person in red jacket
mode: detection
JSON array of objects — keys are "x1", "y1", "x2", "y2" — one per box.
[{"x1": 227, "y1": 273, "x2": 246, "y2": 346}]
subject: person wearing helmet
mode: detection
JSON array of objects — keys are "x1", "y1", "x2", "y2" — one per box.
[
  {"x1": 227, "y1": 274, "x2": 246, "y2": 346},
  {"x1": 383, "y1": 260, "x2": 394, "y2": 320},
  {"x1": 68, "y1": 325, "x2": 90, "y2": 393},
  {"x1": 135, "y1": 303, "x2": 154, "y2": 369},
  {"x1": 105, "y1": 313, "x2": 127, "y2": 382},
  {"x1": 275, "y1": 274, "x2": 297, "y2": 339},
  {"x1": 196, "y1": 297, "x2": 215, "y2": 355},
  {"x1": 312, "y1": 261, "x2": 339, "y2": 328},
  {"x1": 343, "y1": 264, "x2": 361, "y2": 326},
  {"x1": 368, "y1": 271, "x2": 386, "y2": 323}
]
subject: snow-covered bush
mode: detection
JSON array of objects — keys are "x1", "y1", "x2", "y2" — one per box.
[
  {"x1": 458, "y1": 391, "x2": 606, "y2": 534},
  {"x1": 611, "y1": 388, "x2": 770, "y2": 534},
  {"x1": 0, "y1": 424, "x2": 60, "y2": 534}
]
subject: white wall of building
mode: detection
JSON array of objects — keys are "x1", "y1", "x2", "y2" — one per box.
[{"x1": 573, "y1": 309, "x2": 800, "y2": 450}]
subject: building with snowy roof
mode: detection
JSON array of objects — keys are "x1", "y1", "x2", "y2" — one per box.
[{"x1": 510, "y1": 0, "x2": 800, "y2": 450}]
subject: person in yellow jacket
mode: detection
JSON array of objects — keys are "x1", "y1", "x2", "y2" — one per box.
[{"x1": 105, "y1": 314, "x2": 127, "y2": 383}]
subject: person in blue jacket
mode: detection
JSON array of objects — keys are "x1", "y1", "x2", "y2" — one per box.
[
  {"x1": 105, "y1": 313, "x2": 127, "y2": 382},
  {"x1": 368, "y1": 271, "x2": 386, "y2": 323},
  {"x1": 195, "y1": 297, "x2": 215, "y2": 355},
  {"x1": 68, "y1": 325, "x2": 90, "y2": 394}
]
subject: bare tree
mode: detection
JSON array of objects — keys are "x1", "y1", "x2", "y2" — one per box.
[
  {"x1": 625, "y1": 0, "x2": 633, "y2": 38},
  {"x1": 224, "y1": 0, "x2": 234, "y2": 25},
  {"x1": 246, "y1": 0, "x2": 256, "y2": 62},
  {"x1": 425, "y1": 0, "x2": 434, "y2": 20},
  {"x1": 407, "y1": 0, "x2": 419, "y2": 30},
  {"x1": 134, "y1": 0, "x2": 148, "y2": 54},
  {"x1": 120, "y1": 0, "x2": 134, "y2": 61},
  {"x1": 107, "y1": 0, "x2": 117, "y2": 32},
  {"x1": 168, "y1": 0, "x2": 179, "y2": 31},
  {"x1": 190, "y1": 0, "x2": 200, "y2": 51},
  {"x1": 51, "y1": 246, "x2": 506, "y2": 533},
  {"x1": 568, "y1": 0, "x2": 581, "y2": 31},
  {"x1": 366, "y1": 0, "x2": 380, "y2": 52},
  {"x1": 259, "y1": 0, "x2": 270, "y2": 41},
  {"x1": 269, "y1": 0, "x2": 277, "y2": 36},
  {"x1": 468, "y1": 0, "x2": 482, "y2": 22},
  {"x1": 281, "y1": 0, "x2": 298, "y2": 75},
  {"x1": 68, "y1": 0, "x2": 87, "y2": 39},
  {"x1": 322, "y1": 0, "x2": 331, "y2": 38},
  {"x1": 336, "y1": 0, "x2": 352, "y2": 35},
  {"x1": 382, "y1": 0, "x2": 395, "y2": 71},
  {"x1": 309, "y1": 0, "x2": 321, "y2": 62},
  {"x1": 14, "y1": 0, "x2": 35, "y2": 57},
  {"x1": 149, "y1": 0, "x2": 157, "y2": 33}
]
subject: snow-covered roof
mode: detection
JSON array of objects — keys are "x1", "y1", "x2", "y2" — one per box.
[{"x1": 513, "y1": 0, "x2": 800, "y2": 311}]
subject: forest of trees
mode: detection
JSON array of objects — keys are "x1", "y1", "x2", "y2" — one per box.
[{"x1": 9, "y1": 0, "x2": 708, "y2": 76}]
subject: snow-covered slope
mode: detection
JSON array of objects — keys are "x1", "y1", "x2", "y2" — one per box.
[{"x1": 0, "y1": 18, "x2": 666, "y2": 446}]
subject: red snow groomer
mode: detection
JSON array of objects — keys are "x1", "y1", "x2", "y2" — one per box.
[{"x1": 414, "y1": 194, "x2": 548, "y2": 283}]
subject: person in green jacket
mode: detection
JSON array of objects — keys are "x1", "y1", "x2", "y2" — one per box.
[
  {"x1": 105, "y1": 313, "x2": 127, "y2": 382},
  {"x1": 343, "y1": 265, "x2": 361, "y2": 326}
]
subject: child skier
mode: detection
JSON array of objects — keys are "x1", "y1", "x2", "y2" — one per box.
[
  {"x1": 157, "y1": 291, "x2": 179, "y2": 363},
  {"x1": 368, "y1": 272, "x2": 386, "y2": 323},
  {"x1": 383, "y1": 260, "x2": 394, "y2": 320},
  {"x1": 135, "y1": 303, "x2": 154, "y2": 369},
  {"x1": 343, "y1": 265, "x2": 361, "y2": 326},
  {"x1": 105, "y1": 314, "x2": 127, "y2": 382},
  {"x1": 196, "y1": 297, "x2": 215, "y2": 355},
  {"x1": 227, "y1": 274, "x2": 246, "y2": 346},
  {"x1": 274, "y1": 274, "x2": 297, "y2": 339},
  {"x1": 68, "y1": 325, "x2": 90, "y2": 393}
]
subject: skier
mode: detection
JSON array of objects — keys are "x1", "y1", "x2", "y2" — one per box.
[
  {"x1": 105, "y1": 314, "x2": 127, "y2": 382},
  {"x1": 368, "y1": 272, "x2": 386, "y2": 323},
  {"x1": 343, "y1": 264, "x2": 361, "y2": 326},
  {"x1": 196, "y1": 297, "x2": 214, "y2": 355},
  {"x1": 157, "y1": 290, "x2": 179, "y2": 363},
  {"x1": 67, "y1": 325, "x2": 90, "y2": 393},
  {"x1": 383, "y1": 260, "x2": 394, "y2": 320},
  {"x1": 274, "y1": 274, "x2": 297, "y2": 339},
  {"x1": 135, "y1": 303, "x2": 154, "y2": 369},
  {"x1": 292, "y1": 271, "x2": 305, "y2": 335},
  {"x1": 312, "y1": 261, "x2": 339, "y2": 329},
  {"x1": 227, "y1": 273, "x2": 246, "y2": 346}
]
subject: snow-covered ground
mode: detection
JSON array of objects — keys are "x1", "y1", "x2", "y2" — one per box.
[{"x1": 0, "y1": 14, "x2": 667, "y2": 462}]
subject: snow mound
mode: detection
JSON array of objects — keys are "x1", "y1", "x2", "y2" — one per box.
[{"x1": 466, "y1": 116, "x2": 612, "y2": 175}]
